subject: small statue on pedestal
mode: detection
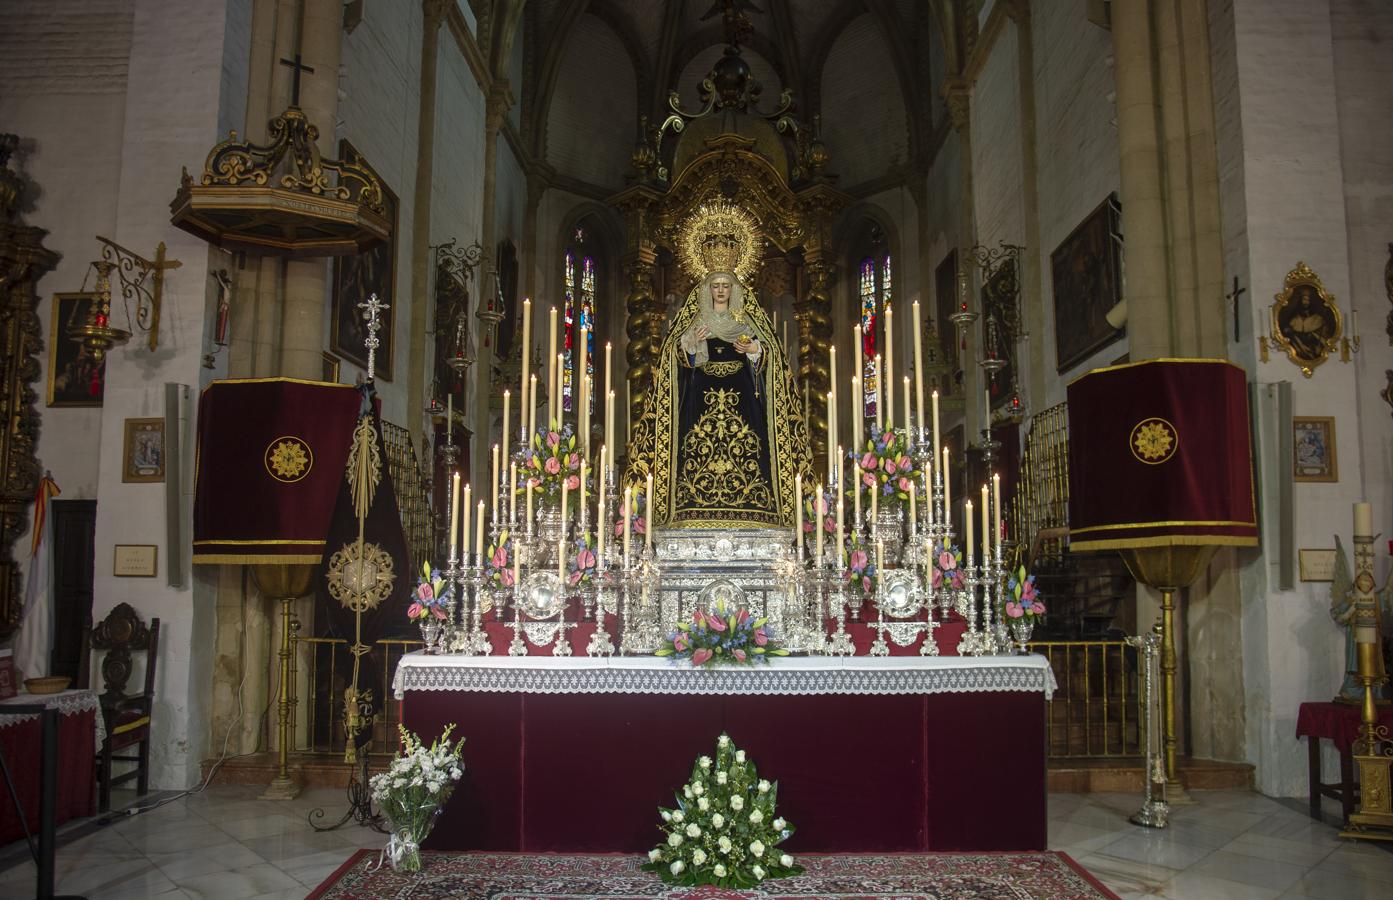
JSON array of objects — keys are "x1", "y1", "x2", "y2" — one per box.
[{"x1": 1330, "y1": 534, "x2": 1393, "y2": 704}]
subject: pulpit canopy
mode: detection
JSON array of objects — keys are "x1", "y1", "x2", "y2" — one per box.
[
  {"x1": 1066, "y1": 359, "x2": 1258, "y2": 552},
  {"x1": 192, "y1": 378, "x2": 362, "y2": 565}
]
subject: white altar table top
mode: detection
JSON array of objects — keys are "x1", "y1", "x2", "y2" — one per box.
[{"x1": 393, "y1": 653, "x2": 1057, "y2": 700}]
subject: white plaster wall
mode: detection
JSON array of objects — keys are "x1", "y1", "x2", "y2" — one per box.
[
  {"x1": 1031, "y1": 0, "x2": 1123, "y2": 402},
  {"x1": 821, "y1": 14, "x2": 909, "y2": 190},
  {"x1": 971, "y1": 24, "x2": 1024, "y2": 253},
  {"x1": 334, "y1": 0, "x2": 425, "y2": 425},
  {"x1": 545, "y1": 14, "x2": 636, "y2": 191}
]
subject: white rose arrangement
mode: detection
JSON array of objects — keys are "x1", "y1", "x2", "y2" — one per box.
[
  {"x1": 644, "y1": 732, "x2": 801, "y2": 888},
  {"x1": 367, "y1": 724, "x2": 466, "y2": 874}
]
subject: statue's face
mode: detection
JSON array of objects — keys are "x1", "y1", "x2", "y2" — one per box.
[{"x1": 710, "y1": 279, "x2": 733, "y2": 304}]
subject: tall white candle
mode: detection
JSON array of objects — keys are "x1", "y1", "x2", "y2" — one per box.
[
  {"x1": 826, "y1": 391, "x2": 836, "y2": 478},
  {"x1": 509, "y1": 461, "x2": 517, "y2": 525},
  {"x1": 560, "y1": 474, "x2": 568, "y2": 524},
  {"x1": 580, "y1": 462, "x2": 588, "y2": 528},
  {"x1": 547, "y1": 306, "x2": 558, "y2": 413},
  {"x1": 795, "y1": 474, "x2": 803, "y2": 556},
  {"x1": 854, "y1": 323, "x2": 864, "y2": 421},
  {"x1": 645, "y1": 473, "x2": 654, "y2": 550},
  {"x1": 852, "y1": 375, "x2": 863, "y2": 450},
  {"x1": 854, "y1": 461, "x2": 862, "y2": 529},
  {"x1": 521, "y1": 297, "x2": 532, "y2": 405},
  {"x1": 980, "y1": 484, "x2": 990, "y2": 561},
  {"x1": 924, "y1": 469, "x2": 934, "y2": 529},
  {"x1": 909, "y1": 484, "x2": 917, "y2": 540},
  {"x1": 902, "y1": 376, "x2": 912, "y2": 435},
  {"x1": 501, "y1": 389, "x2": 511, "y2": 465},
  {"x1": 992, "y1": 472, "x2": 1002, "y2": 554},
  {"x1": 965, "y1": 498, "x2": 974, "y2": 566},
  {"x1": 556, "y1": 353, "x2": 565, "y2": 429},
  {"x1": 475, "y1": 500, "x2": 485, "y2": 559},
  {"x1": 623, "y1": 486, "x2": 632, "y2": 567},
  {"x1": 606, "y1": 390, "x2": 616, "y2": 460},
  {"x1": 836, "y1": 495, "x2": 845, "y2": 566},
  {"x1": 529, "y1": 374, "x2": 538, "y2": 436},
  {"x1": 942, "y1": 447, "x2": 951, "y2": 518},
  {"x1": 597, "y1": 446, "x2": 607, "y2": 559},
  {"x1": 871, "y1": 471, "x2": 878, "y2": 523},
  {"x1": 875, "y1": 353, "x2": 884, "y2": 432},
  {"x1": 491, "y1": 444, "x2": 500, "y2": 524},
  {"x1": 1354, "y1": 501, "x2": 1373, "y2": 537},
  {"x1": 884, "y1": 304, "x2": 894, "y2": 430},
  {"x1": 449, "y1": 472, "x2": 460, "y2": 556},
  {"x1": 912, "y1": 299, "x2": 925, "y2": 432},
  {"x1": 932, "y1": 389, "x2": 941, "y2": 463},
  {"x1": 579, "y1": 325, "x2": 589, "y2": 456},
  {"x1": 461, "y1": 483, "x2": 471, "y2": 561},
  {"x1": 829, "y1": 346, "x2": 838, "y2": 454}
]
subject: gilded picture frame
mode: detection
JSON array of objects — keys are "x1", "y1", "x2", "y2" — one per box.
[
  {"x1": 1269, "y1": 262, "x2": 1341, "y2": 378},
  {"x1": 122, "y1": 417, "x2": 166, "y2": 483},
  {"x1": 321, "y1": 351, "x2": 341, "y2": 384},
  {"x1": 47, "y1": 292, "x2": 107, "y2": 407},
  {"x1": 331, "y1": 139, "x2": 397, "y2": 381},
  {"x1": 1292, "y1": 416, "x2": 1337, "y2": 483},
  {"x1": 1051, "y1": 195, "x2": 1124, "y2": 373}
]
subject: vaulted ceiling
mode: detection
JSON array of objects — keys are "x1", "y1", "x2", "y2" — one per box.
[{"x1": 497, "y1": 0, "x2": 955, "y2": 196}]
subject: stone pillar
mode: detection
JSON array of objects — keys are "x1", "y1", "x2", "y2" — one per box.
[
  {"x1": 471, "y1": 83, "x2": 514, "y2": 492},
  {"x1": 1111, "y1": 0, "x2": 1173, "y2": 360},
  {"x1": 1006, "y1": 1, "x2": 1048, "y2": 412},
  {"x1": 407, "y1": 0, "x2": 450, "y2": 435},
  {"x1": 944, "y1": 78, "x2": 985, "y2": 435}
]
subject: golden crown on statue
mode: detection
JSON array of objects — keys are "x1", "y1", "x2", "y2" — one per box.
[{"x1": 677, "y1": 201, "x2": 763, "y2": 283}]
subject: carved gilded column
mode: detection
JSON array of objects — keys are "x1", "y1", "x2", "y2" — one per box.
[
  {"x1": 0, "y1": 135, "x2": 59, "y2": 637},
  {"x1": 795, "y1": 256, "x2": 834, "y2": 471},
  {"x1": 611, "y1": 185, "x2": 663, "y2": 450}
]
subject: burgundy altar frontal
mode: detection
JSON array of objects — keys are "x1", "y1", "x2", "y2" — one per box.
[{"x1": 401, "y1": 664, "x2": 1048, "y2": 854}]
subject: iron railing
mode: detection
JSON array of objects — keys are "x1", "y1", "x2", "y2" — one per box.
[
  {"x1": 288, "y1": 635, "x2": 421, "y2": 756},
  {"x1": 1030, "y1": 639, "x2": 1141, "y2": 758}
]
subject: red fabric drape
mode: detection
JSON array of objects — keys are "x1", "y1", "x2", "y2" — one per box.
[
  {"x1": 0, "y1": 709, "x2": 96, "y2": 845},
  {"x1": 1296, "y1": 701, "x2": 1393, "y2": 753}
]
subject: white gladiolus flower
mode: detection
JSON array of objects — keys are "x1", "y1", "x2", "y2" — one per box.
[
  {"x1": 712, "y1": 813, "x2": 725, "y2": 829},
  {"x1": 780, "y1": 853, "x2": 794, "y2": 867},
  {"x1": 427, "y1": 782, "x2": 440, "y2": 794},
  {"x1": 714, "y1": 863, "x2": 727, "y2": 877},
  {"x1": 731, "y1": 795, "x2": 744, "y2": 811},
  {"x1": 670, "y1": 860, "x2": 684, "y2": 875},
  {"x1": 750, "y1": 839, "x2": 765, "y2": 857},
  {"x1": 648, "y1": 848, "x2": 661, "y2": 862},
  {"x1": 753, "y1": 864, "x2": 765, "y2": 879},
  {"x1": 699, "y1": 756, "x2": 711, "y2": 769},
  {"x1": 692, "y1": 848, "x2": 707, "y2": 865},
  {"x1": 668, "y1": 832, "x2": 683, "y2": 848},
  {"x1": 661, "y1": 810, "x2": 672, "y2": 822},
  {"x1": 758, "y1": 779, "x2": 770, "y2": 793},
  {"x1": 749, "y1": 809, "x2": 763, "y2": 824},
  {"x1": 685, "y1": 823, "x2": 700, "y2": 838},
  {"x1": 718, "y1": 836, "x2": 732, "y2": 853},
  {"x1": 672, "y1": 810, "x2": 684, "y2": 823},
  {"x1": 698, "y1": 797, "x2": 710, "y2": 811},
  {"x1": 773, "y1": 817, "x2": 786, "y2": 830},
  {"x1": 450, "y1": 768, "x2": 462, "y2": 780},
  {"x1": 716, "y1": 771, "x2": 728, "y2": 785},
  {"x1": 736, "y1": 750, "x2": 746, "y2": 763}
]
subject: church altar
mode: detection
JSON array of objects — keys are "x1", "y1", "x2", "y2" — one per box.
[{"x1": 394, "y1": 654, "x2": 1055, "y2": 854}]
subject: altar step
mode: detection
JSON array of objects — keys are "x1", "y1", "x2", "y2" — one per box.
[
  {"x1": 201, "y1": 751, "x2": 388, "y2": 789},
  {"x1": 1047, "y1": 757, "x2": 1254, "y2": 793}
]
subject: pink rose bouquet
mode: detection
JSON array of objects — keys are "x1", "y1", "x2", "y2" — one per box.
[
  {"x1": 655, "y1": 597, "x2": 789, "y2": 667},
  {"x1": 1004, "y1": 565, "x2": 1045, "y2": 620},
  {"x1": 408, "y1": 561, "x2": 451, "y2": 621}
]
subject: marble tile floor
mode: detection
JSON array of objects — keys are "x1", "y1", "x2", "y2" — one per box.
[{"x1": 0, "y1": 785, "x2": 1390, "y2": 898}]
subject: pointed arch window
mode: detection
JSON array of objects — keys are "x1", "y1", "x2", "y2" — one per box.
[
  {"x1": 562, "y1": 228, "x2": 597, "y2": 413},
  {"x1": 859, "y1": 251, "x2": 893, "y2": 420}
]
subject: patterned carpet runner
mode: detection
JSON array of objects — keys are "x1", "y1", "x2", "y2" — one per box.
[{"x1": 308, "y1": 850, "x2": 1119, "y2": 899}]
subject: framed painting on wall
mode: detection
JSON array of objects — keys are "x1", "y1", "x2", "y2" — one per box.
[
  {"x1": 1293, "y1": 416, "x2": 1337, "y2": 483},
  {"x1": 1051, "y1": 195, "x2": 1124, "y2": 373},
  {"x1": 122, "y1": 418, "x2": 165, "y2": 483},
  {"x1": 47, "y1": 292, "x2": 107, "y2": 407},
  {"x1": 331, "y1": 139, "x2": 397, "y2": 381}
]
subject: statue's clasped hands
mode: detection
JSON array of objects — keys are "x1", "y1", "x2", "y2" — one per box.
[{"x1": 734, "y1": 336, "x2": 760, "y2": 355}]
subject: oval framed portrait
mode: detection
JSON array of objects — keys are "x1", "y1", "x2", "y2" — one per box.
[{"x1": 1269, "y1": 262, "x2": 1341, "y2": 377}]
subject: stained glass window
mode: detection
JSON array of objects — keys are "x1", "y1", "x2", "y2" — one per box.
[
  {"x1": 860, "y1": 257, "x2": 879, "y2": 419},
  {"x1": 562, "y1": 247, "x2": 597, "y2": 413}
]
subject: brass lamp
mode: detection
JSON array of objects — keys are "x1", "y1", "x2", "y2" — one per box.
[{"x1": 249, "y1": 562, "x2": 316, "y2": 801}]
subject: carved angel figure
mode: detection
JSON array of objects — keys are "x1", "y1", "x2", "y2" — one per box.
[{"x1": 1330, "y1": 534, "x2": 1393, "y2": 703}]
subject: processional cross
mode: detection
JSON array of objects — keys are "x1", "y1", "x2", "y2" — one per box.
[{"x1": 359, "y1": 293, "x2": 389, "y2": 382}]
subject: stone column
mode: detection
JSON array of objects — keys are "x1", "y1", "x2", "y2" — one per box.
[
  {"x1": 1111, "y1": 0, "x2": 1173, "y2": 360},
  {"x1": 1006, "y1": 1, "x2": 1048, "y2": 412},
  {"x1": 407, "y1": 0, "x2": 450, "y2": 433},
  {"x1": 944, "y1": 78, "x2": 985, "y2": 436},
  {"x1": 471, "y1": 83, "x2": 514, "y2": 492}
]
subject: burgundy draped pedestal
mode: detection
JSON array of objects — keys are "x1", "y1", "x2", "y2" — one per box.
[
  {"x1": 395, "y1": 656, "x2": 1053, "y2": 854},
  {"x1": 0, "y1": 691, "x2": 100, "y2": 846}
]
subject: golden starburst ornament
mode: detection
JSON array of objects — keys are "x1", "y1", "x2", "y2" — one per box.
[
  {"x1": 677, "y1": 201, "x2": 763, "y2": 282},
  {"x1": 1130, "y1": 418, "x2": 1178, "y2": 465},
  {"x1": 265, "y1": 436, "x2": 312, "y2": 482}
]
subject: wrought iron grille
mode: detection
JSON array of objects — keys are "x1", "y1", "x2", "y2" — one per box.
[
  {"x1": 289, "y1": 635, "x2": 421, "y2": 756},
  {"x1": 1031, "y1": 640, "x2": 1141, "y2": 758},
  {"x1": 1014, "y1": 401, "x2": 1069, "y2": 564},
  {"x1": 381, "y1": 420, "x2": 433, "y2": 572}
]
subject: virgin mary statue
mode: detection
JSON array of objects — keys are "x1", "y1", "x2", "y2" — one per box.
[{"x1": 630, "y1": 208, "x2": 810, "y2": 528}]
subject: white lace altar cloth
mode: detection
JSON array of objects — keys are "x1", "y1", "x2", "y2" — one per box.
[
  {"x1": 0, "y1": 689, "x2": 105, "y2": 746},
  {"x1": 393, "y1": 654, "x2": 1057, "y2": 701}
]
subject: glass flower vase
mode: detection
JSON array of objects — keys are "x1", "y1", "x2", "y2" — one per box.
[
  {"x1": 418, "y1": 618, "x2": 442, "y2": 654},
  {"x1": 386, "y1": 808, "x2": 442, "y2": 873},
  {"x1": 1009, "y1": 617, "x2": 1034, "y2": 654}
]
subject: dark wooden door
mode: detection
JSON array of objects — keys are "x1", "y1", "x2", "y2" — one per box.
[{"x1": 49, "y1": 499, "x2": 96, "y2": 685}]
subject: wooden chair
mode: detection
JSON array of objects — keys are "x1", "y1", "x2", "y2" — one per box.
[{"x1": 90, "y1": 603, "x2": 160, "y2": 812}]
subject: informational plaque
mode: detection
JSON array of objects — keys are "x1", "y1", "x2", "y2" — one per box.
[
  {"x1": 1298, "y1": 549, "x2": 1337, "y2": 582},
  {"x1": 113, "y1": 544, "x2": 158, "y2": 577}
]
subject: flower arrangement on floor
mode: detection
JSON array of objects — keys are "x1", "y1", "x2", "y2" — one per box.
[
  {"x1": 655, "y1": 597, "x2": 789, "y2": 666},
  {"x1": 523, "y1": 423, "x2": 583, "y2": 501},
  {"x1": 369, "y1": 724, "x2": 466, "y2": 874},
  {"x1": 643, "y1": 733, "x2": 801, "y2": 887},
  {"x1": 853, "y1": 425, "x2": 918, "y2": 508},
  {"x1": 843, "y1": 533, "x2": 877, "y2": 597}
]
